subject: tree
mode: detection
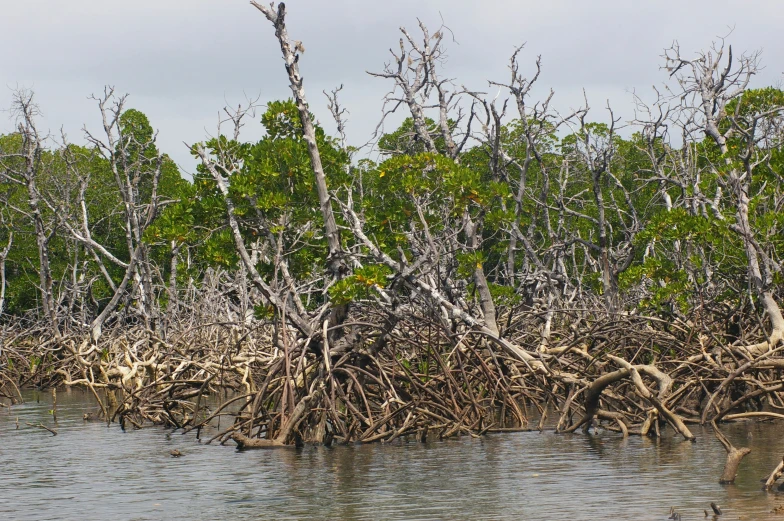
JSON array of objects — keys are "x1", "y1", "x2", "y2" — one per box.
[{"x1": 665, "y1": 40, "x2": 784, "y2": 355}]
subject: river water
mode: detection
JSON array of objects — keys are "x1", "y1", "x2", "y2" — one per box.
[{"x1": 1, "y1": 390, "x2": 783, "y2": 521}]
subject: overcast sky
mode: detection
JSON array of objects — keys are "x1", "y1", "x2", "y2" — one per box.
[{"x1": 2, "y1": 1, "x2": 783, "y2": 175}]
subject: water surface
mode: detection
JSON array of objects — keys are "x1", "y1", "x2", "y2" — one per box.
[{"x1": 2, "y1": 390, "x2": 783, "y2": 520}]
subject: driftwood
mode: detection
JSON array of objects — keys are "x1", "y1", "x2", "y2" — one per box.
[
  {"x1": 25, "y1": 422, "x2": 57, "y2": 436},
  {"x1": 712, "y1": 421, "x2": 751, "y2": 484},
  {"x1": 230, "y1": 432, "x2": 289, "y2": 449},
  {"x1": 764, "y1": 456, "x2": 784, "y2": 491}
]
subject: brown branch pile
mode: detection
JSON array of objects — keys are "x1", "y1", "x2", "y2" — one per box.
[{"x1": 3, "y1": 299, "x2": 784, "y2": 454}]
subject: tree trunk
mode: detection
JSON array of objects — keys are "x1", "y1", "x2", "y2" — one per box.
[
  {"x1": 251, "y1": 2, "x2": 344, "y2": 279},
  {"x1": 26, "y1": 165, "x2": 59, "y2": 338},
  {"x1": 465, "y1": 212, "x2": 499, "y2": 336},
  {"x1": 591, "y1": 168, "x2": 617, "y2": 311},
  {"x1": 729, "y1": 171, "x2": 784, "y2": 354},
  {"x1": 168, "y1": 241, "x2": 180, "y2": 312},
  {"x1": 0, "y1": 232, "x2": 11, "y2": 317}
]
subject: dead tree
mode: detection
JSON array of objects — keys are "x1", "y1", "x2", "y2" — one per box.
[
  {"x1": 250, "y1": 2, "x2": 345, "y2": 278},
  {"x1": 76, "y1": 88, "x2": 167, "y2": 341},
  {"x1": 666, "y1": 39, "x2": 784, "y2": 355},
  {"x1": 484, "y1": 47, "x2": 582, "y2": 345},
  {"x1": 368, "y1": 20, "x2": 468, "y2": 159},
  {"x1": 0, "y1": 231, "x2": 11, "y2": 317},
  {"x1": 368, "y1": 22, "x2": 507, "y2": 337},
  {"x1": 560, "y1": 103, "x2": 639, "y2": 312},
  {"x1": 0, "y1": 90, "x2": 62, "y2": 339}
]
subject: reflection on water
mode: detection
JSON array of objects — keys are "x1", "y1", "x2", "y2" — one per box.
[{"x1": 1, "y1": 390, "x2": 783, "y2": 520}]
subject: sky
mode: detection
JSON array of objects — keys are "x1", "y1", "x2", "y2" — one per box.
[{"x1": 2, "y1": 0, "x2": 783, "y2": 176}]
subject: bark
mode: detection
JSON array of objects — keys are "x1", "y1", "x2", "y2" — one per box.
[
  {"x1": 28, "y1": 175, "x2": 58, "y2": 335},
  {"x1": 464, "y1": 212, "x2": 498, "y2": 336},
  {"x1": 250, "y1": 1, "x2": 344, "y2": 279},
  {"x1": 561, "y1": 368, "x2": 630, "y2": 433},
  {"x1": 712, "y1": 421, "x2": 751, "y2": 484},
  {"x1": 729, "y1": 172, "x2": 784, "y2": 354},
  {"x1": 764, "y1": 456, "x2": 784, "y2": 491},
  {"x1": 584, "y1": 122, "x2": 618, "y2": 311},
  {"x1": 10, "y1": 93, "x2": 61, "y2": 337},
  {"x1": 167, "y1": 240, "x2": 180, "y2": 311},
  {"x1": 0, "y1": 232, "x2": 11, "y2": 317}
]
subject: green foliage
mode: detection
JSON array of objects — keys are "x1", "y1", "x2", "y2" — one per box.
[
  {"x1": 329, "y1": 264, "x2": 392, "y2": 304},
  {"x1": 2, "y1": 84, "x2": 783, "y2": 331},
  {"x1": 189, "y1": 100, "x2": 349, "y2": 282}
]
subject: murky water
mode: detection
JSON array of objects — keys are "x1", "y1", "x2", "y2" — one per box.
[{"x1": 1, "y1": 390, "x2": 784, "y2": 521}]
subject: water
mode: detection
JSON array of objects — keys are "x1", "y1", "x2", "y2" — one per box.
[{"x1": 2, "y1": 390, "x2": 783, "y2": 521}]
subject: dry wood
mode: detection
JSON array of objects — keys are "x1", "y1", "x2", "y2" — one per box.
[
  {"x1": 712, "y1": 421, "x2": 751, "y2": 484},
  {"x1": 764, "y1": 456, "x2": 784, "y2": 491},
  {"x1": 26, "y1": 422, "x2": 57, "y2": 436}
]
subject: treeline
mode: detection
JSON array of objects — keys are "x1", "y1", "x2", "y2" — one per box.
[
  {"x1": 2, "y1": 63, "x2": 781, "y2": 346},
  {"x1": 1, "y1": 3, "x2": 783, "y2": 459}
]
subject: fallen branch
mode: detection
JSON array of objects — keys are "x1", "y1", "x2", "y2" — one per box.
[
  {"x1": 25, "y1": 422, "x2": 57, "y2": 436},
  {"x1": 764, "y1": 456, "x2": 784, "y2": 491},
  {"x1": 712, "y1": 420, "x2": 751, "y2": 484}
]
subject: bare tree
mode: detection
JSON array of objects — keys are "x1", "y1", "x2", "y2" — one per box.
[
  {"x1": 369, "y1": 20, "x2": 472, "y2": 160},
  {"x1": 0, "y1": 90, "x2": 62, "y2": 338},
  {"x1": 70, "y1": 88, "x2": 168, "y2": 341},
  {"x1": 0, "y1": 231, "x2": 11, "y2": 317},
  {"x1": 250, "y1": 2, "x2": 346, "y2": 280},
  {"x1": 666, "y1": 39, "x2": 784, "y2": 354}
]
